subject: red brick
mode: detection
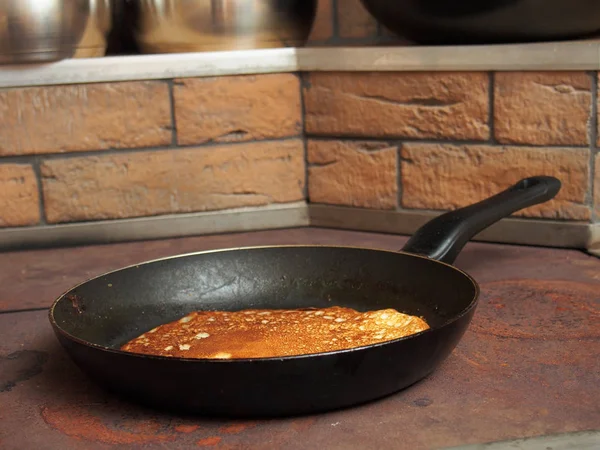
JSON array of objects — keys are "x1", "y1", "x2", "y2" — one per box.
[
  {"x1": 304, "y1": 72, "x2": 489, "y2": 140},
  {"x1": 0, "y1": 164, "x2": 40, "y2": 227},
  {"x1": 308, "y1": 140, "x2": 397, "y2": 209},
  {"x1": 308, "y1": 0, "x2": 334, "y2": 42},
  {"x1": 338, "y1": 0, "x2": 378, "y2": 38},
  {"x1": 174, "y1": 74, "x2": 302, "y2": 146},
  {"x1": 401, "y1": 144, "x2": 591, "y2": 220},
  {"x1": 41, "y1": 140, "x2": 305, "y2": 223},
  {"x1": 0, "y1": 82, "x2": 172, "y2": 156},
  {"x1": 495, "y1": 72, "x2": 591, "y2": 146}
]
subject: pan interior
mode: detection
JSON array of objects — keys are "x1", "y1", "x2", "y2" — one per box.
[{"x1": 51, "y1": 246, "x2": 478, "y2": 350}]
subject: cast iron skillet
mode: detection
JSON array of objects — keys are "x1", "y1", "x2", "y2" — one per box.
[{"x1": 50, "y1": 176, "x2": 561, "y2": 417}]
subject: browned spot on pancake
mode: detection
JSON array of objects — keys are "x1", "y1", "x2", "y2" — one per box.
[{"x1": 121, "y1": 306, "x2": 430, "y2": 359}]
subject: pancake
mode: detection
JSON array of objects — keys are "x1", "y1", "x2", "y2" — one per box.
[{"x1": 121, "y1": 306, "x2": 430, "y2": 359}]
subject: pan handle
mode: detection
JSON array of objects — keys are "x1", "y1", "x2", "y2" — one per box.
[{"x1": 401, "y1": 176, "x2": 561, "y2": 264}]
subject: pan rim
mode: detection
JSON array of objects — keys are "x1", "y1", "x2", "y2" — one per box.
[{"x1": 48, "y1": 244, "x2": 480, "y2": 363}]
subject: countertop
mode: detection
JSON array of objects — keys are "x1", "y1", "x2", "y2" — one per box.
[
  {"x1": 1, "y1": 41, "x2": 599, "y2": 89},
  {"x1": 0, "y1": 228, "x2": 598, "y2": 449}
]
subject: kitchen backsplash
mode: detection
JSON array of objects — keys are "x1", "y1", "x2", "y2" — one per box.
[
  {"x1": 303, "y1": 71, "x2": 597, "y2": 221},
  {"x1": 307, "y1": 0, "x2": 403, "y2": 46},
  {"x1": 1, "y1": 70, "x2": 598, "y2": 229}
]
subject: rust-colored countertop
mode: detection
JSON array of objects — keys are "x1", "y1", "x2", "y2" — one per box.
[{"x1": 0, "y1": 228, "x2": 599, "y2": 450}]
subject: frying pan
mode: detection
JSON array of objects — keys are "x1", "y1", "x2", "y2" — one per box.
[{"x1": 50, "y1": 176, "x2": 561, "y2": 417}]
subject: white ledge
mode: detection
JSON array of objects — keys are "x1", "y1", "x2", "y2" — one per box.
[
  {"x1": 299, "y1": 40, "x2": 600, "y2": 72},
  {"x1": 0, "y1": 40, "x2": 599, "y2": 88}
]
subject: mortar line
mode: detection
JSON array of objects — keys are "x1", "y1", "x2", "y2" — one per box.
[
  {"x1": 0, "y1": 136, "x2": 305, "y2": 164},
  {"x1": 396, "y1": 142, "x2": 403, "y2": 211},
  {"x1": 331, "y1": 0, "x2": 340, "y2": 40},
  {"x1": 396, "y1": 140, "x2": 415, "y2": 213},
  {"x1": 31, "y1": 157, "x2": 48, "y2": 226},
  {"x1": 302, "y1": 135, "x2": 589, "y2": 149},
  {"x1": 488, "y1": 71, "x2": 497, "y2": 144},
  {"x1": 166, "y1": 79, "x2": 179, "y2": 147},
  {"x1": 321, "y1": 35, "x2": 389, "y2": 46},
  {"x1": 4, "y1": 135, "x2": 587, "y2": 167},
  {"x1": 590, "y1": 71, "x2": 598, "y2": 221},
  {"x1": 298, "y1": 73, "x2": 310, "y2": 202},
  {"x1": 374, "y1": 7, "x2": 384, "y2": 38}
]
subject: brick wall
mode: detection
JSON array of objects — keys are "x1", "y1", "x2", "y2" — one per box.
[
  {"x1": 0, "y1": 70, "x2": 598, "y2": 233},
  {"x1": 307, "y1": 0, "x2": 404, "y2": 46},
  {"x1": 304, "y1": 71, "x2": 599, "y2": 222},
  {"x1": 0, "y1": 75, "x2": 305, "y2": 226}
]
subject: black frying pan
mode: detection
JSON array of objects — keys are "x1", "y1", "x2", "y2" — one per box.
[{"x1": 49, "y1": 176, "x2": 561, "y2": 417}]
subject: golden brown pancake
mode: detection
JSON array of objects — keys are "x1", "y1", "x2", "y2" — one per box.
[{"x1": 121, "y1": 306, "x2": 430, "y2": 359}]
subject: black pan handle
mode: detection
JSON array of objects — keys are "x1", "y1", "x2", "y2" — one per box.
[{"x1": 401, "y1": 176, "x2": 561, "y2": 264}]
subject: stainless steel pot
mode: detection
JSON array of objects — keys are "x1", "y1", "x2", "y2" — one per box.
[
  {"x1": 130, "y1": 0, "x2": 318, "y2": 54},
  {"x1": 0, "y1": 0, "x2": 90, "y2": 64}
]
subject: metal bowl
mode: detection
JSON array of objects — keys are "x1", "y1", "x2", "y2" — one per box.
[
  {"x1": 0, "y1": 0, "x2": 91, "y2": 64},
  {"x1": 360, "y1": 0, "x2": 600, "y2": 45},
  {"x1": 130, "y1": 0, "x2": 318, "y2": 54}
]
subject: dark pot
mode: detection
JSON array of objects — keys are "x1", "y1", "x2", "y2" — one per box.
[{"x1": 360, "y1": 0, "x2": 600, "y2": 45}]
